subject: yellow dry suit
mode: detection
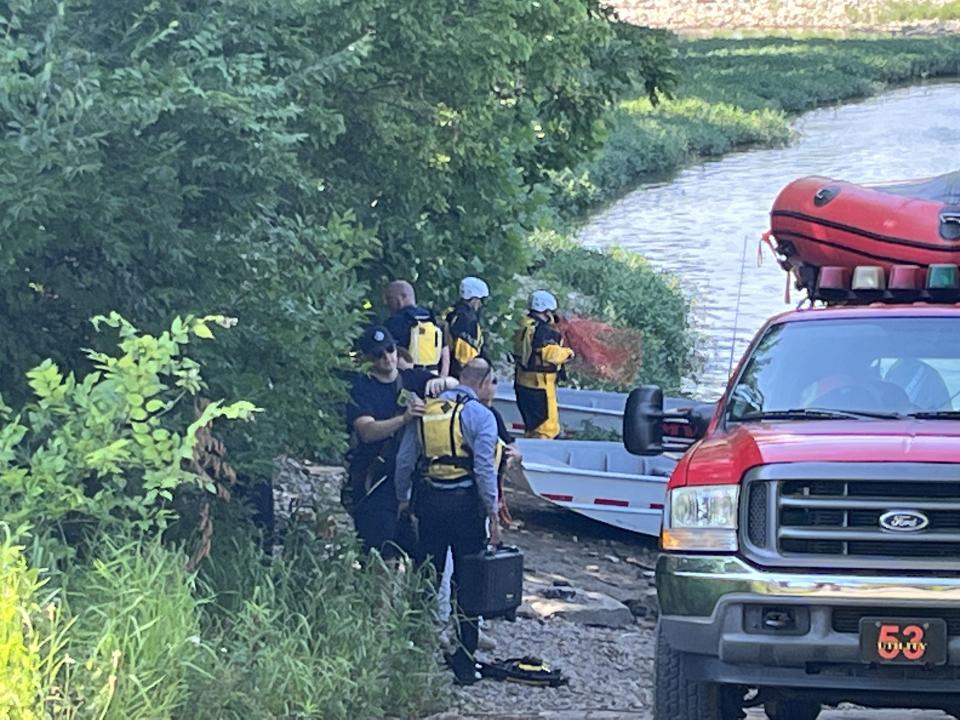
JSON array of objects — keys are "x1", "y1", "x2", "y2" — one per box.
[
  {"x1": 512, "y1": 313, "x2": 574, "y2": 439},
  {"x1": 419, "y1": 395, "x2": 502, "y2": 482}
]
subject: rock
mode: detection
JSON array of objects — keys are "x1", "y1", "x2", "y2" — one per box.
[
  {"x1": 523, "y1": 578, "x2": 635, "y2": 628},
  {"x1": 623, "y1": 597, "x2": 654, "y2": 619},
  {"x1": 604, "y1": 555, "x2": 620, "y2": 564}
]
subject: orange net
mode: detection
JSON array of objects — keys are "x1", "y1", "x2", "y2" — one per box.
[{"x1": 557, "y1": 316, "x2": 644, "y2": 386}]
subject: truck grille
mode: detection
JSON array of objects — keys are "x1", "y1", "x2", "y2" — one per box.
[{"x1": 740, "y1": 463, "x2": 960, "y2": 571}]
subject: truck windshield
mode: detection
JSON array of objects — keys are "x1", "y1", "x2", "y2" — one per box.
[{"x1": 726, "y1": 317, "x2": 960, "y2": 422}]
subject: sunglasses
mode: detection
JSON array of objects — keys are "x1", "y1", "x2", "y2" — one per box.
[{"x1": 375, "y1": 344, "x2": 397, "y2": 358}]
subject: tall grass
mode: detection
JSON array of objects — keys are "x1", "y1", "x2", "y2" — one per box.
[
  {"x1": 61, "y1": 537, "x2": 203, "y2": 719},
  {"x1": 876, "y1": 1, "x2": 960, "y2": 22},
  {"x1": 0, "y1": 527, "x2": 74, "y2": 720},
  {"x1": 185, "y1": 522, "x2": 445, "y2": 720}
]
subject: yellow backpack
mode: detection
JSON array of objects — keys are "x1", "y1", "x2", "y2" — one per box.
[
  {"x1": 418, "y1": 395, "x2": 473, "y2": 482},
  {"x1": 408, "y1": 316, "x2": 443, "y2": 368}
]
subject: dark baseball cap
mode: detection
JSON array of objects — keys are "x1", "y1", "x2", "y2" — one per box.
[{"x1": 359, "y1": 326, "x2": 396, "y2": 356}]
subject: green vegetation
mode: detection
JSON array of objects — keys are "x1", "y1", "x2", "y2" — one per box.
[
  {"x1": 876, "y1": 1, "x2": 960, "y2": 22},
  {"x1": 0, "y1": 0, "x2": 679, "y2": 470},
  {"x1": 557, "y1": 35, "x2": 960, "y2": 214},
  {"x1": 0, "y1": 321, "x2": 441, "y2": 718}
]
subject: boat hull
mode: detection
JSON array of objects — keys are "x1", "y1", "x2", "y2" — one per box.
[
  {"x1": 512, "y1": 439, "x2": 675, "y2": 537},
  {"x1": 494, "y1": 386, "x2": 697, "y2": 437}
]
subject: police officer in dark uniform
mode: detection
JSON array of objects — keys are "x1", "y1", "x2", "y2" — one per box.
[{"x1": 345, "y1": 326, "x2": 455, "y2": 556}]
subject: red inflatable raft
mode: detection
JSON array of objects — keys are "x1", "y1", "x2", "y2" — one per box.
[{"x1": 768, "y1": 172, "x2": 960, "y2": 292}]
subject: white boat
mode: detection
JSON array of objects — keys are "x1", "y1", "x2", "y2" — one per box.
[
  {"x1": 511, "y1": 439, "x2": 676, "y2": 537},
  {"x1": 494, "y1": 386, "x2": 626, "y2": 435},
  {"x1": 494, "y1": 385, "x2": 703, "y2": 446}
]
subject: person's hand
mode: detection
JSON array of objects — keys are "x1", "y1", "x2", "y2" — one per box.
[
  {"x1": 397, "y1": 500, "x2": 411, "y2": 518},
  {"x1": 503, "y1": 444, "x2": 522, "y2": 468},
  {"x1": 403, "y1": 396, "x2": 425, "y2": 422},
  {"x1": 424, "y1": 376, "x2": 457, "y2": 397},
  {"x1": 488, "y1": 513, "x2": 502, "y2": 547}
]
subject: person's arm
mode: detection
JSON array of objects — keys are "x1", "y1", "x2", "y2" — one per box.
[
  {"x1": 353, "y1": 399, "x2": 423, "y2": 444},
  {"x1": 461, "y1": 401, "x2": 500, "y2": 543},
  {"x1": 540, "y1": 342, "x2": 574, "y2": 366},
  {"x1": 440, "y1": 345, "x2": 451, "y2": 377},
  {"x1": 394, "y1": 422, "x2": 419, "y2": 508}
]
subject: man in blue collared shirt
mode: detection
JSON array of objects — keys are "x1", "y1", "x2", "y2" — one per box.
[{"x1": 395, "y1": 358, "x2": 500, "y2": 684}]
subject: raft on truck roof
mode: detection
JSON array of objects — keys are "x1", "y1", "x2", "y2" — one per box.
[{"x1": 767, "y1": 171, "x2": 960, "y2": 302}]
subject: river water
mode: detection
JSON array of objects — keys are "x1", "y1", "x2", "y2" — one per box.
[{"x1": 580, "y1": 83, "x2": 960, "y2": 400}]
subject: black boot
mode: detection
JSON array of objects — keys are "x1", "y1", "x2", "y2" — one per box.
[{"x1": 445, "y1": 649, "x2": 482, "y2": 686}]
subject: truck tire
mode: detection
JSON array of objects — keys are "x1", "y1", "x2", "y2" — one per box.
[
  {"x1": 763, "y1": 700, "x2": 821, "y2": 720},
  {"x1": 654, "y1": 624, "x2": 742, "y2": 720}
]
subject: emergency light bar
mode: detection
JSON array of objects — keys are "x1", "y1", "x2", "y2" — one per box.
[{"x1": 812, "y1": 264, "x2": 960, "y2": 305}]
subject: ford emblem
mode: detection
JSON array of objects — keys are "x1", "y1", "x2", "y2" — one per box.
[{"x1": 879, "y1": 510, "x2": 930, "y2": 533}]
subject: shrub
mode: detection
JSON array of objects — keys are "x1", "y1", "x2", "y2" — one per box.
[
  {"x1": 0, "y1": 1, "x2": 676, "y2": 468},
  {"x1": 0, "y1": 312, "x2": 257, "y2": 565}
]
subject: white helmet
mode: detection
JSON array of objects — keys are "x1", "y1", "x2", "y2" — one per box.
[
  {"x1": 530, "y1": 290, "x2": 558, "y2": 312},
  {"x1": 460, "y1": 276, "x2": 490, "y2": 300}
]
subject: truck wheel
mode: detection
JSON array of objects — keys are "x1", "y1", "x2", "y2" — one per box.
[
  {"x1": 654, "y1": 624, "x2": 742, "y2": 720},
  {"x1": 763, "y1": 700, "x2": 821, "y2": 720}
]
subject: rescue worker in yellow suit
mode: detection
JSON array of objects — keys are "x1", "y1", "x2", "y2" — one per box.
[
  {"x1": 513, "y1": 290, "x2": 574, "y2": 439},
  {"x1": 444, "y1": 276, "x2": 489, "y2": 378}
]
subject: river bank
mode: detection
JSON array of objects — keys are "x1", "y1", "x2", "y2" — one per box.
[{"x1": 554, "y1": 35, "x2": 960, "y2": 218}]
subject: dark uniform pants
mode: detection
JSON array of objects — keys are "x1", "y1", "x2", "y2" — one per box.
[
  {"x1": 417, "y1": 484, "x2": 486, "y2": 660},
  {"x1": 352, "y1": 479, "x2": 399, "y2": 558}
]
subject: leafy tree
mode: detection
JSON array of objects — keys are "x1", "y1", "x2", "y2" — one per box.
[{"x1": 0, "y1": 0, "x2": 674, "y2": 467}]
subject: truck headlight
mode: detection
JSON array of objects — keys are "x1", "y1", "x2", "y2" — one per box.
[{"x1": 661, "y1": 485, "x2": 739, "y2": 552}]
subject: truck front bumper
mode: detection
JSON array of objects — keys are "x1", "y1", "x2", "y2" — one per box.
[{"x1": 658, "y1": 553, "x2": 960, "y2": 696}]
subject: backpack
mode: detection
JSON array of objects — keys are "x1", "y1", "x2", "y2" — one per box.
[
  {"x1": 406, "y1": 309, "x2": 443, "y2": 368},
  {"x1": 418, "y1": 395, "x2": 474, "y2": 482}
]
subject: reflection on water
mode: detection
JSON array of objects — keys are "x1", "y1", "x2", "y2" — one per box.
[{"x1": 580, "y1": 83, "x2": 960, "y2": 400}]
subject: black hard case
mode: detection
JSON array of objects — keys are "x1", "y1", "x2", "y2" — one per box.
[{"x1": 457, "y1": 545, "x2": 524, "y2": 620}]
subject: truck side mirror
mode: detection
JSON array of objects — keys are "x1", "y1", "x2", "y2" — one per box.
[{"x1": 624, "y1": 385, "x2": 664, "y2": 456}]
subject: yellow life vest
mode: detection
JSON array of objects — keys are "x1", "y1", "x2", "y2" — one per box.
[
  {"x1": 418, "y1": 395, "x2": 503, "y2": 482},
  {"x1": 408, "y1": 316, "x2": 443, "y2": 368},
  {"x1": 419, "y1": 395, "x2": 474, "y2": 482}
]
